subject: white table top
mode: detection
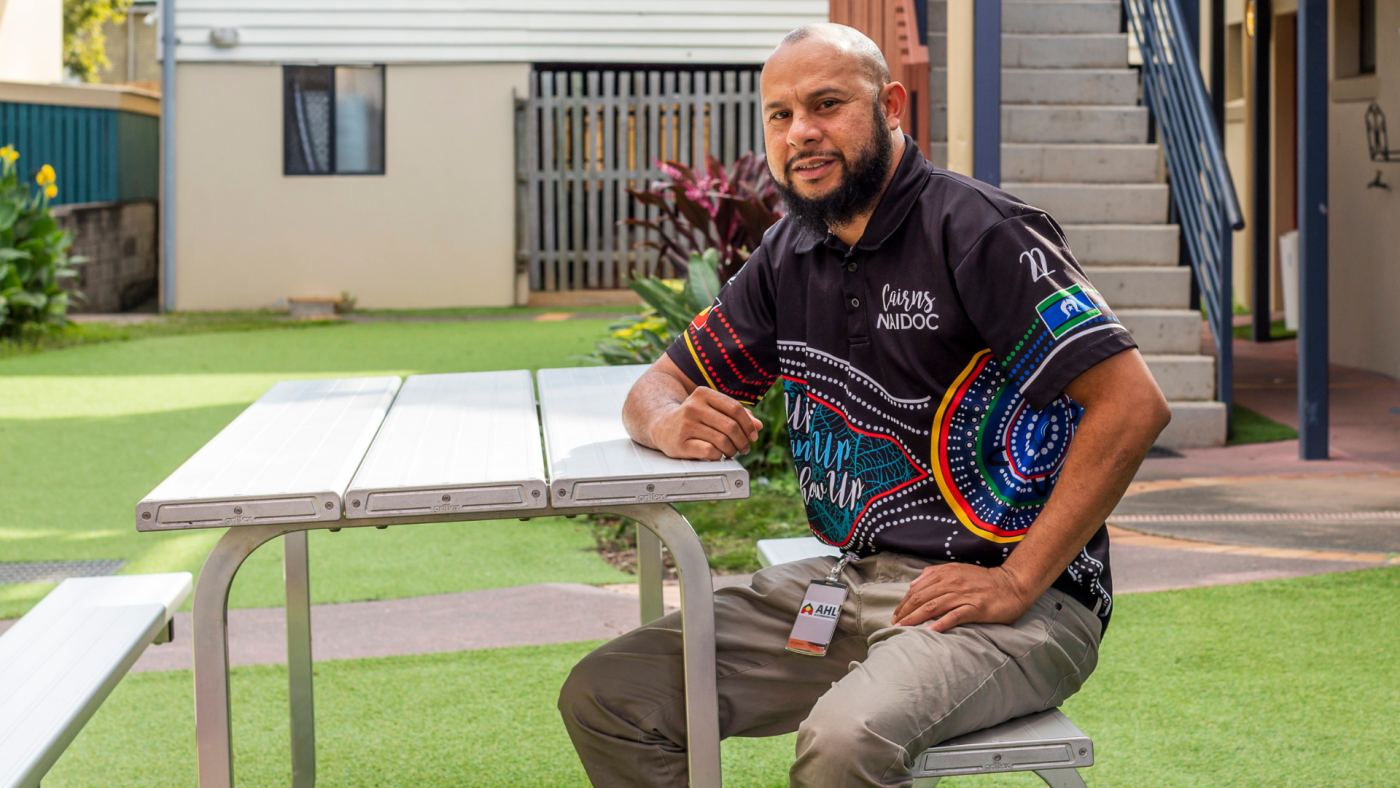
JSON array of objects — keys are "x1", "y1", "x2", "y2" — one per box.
[
  {"x1": 137, "y1": 366, "x2": 752, "y2": 530},
  {"x1": 344, "y1": 371, "x2": 548, "y2": 518},
  {"x1": 537, "y1": 365, "x2": 749, "y2": 508},
  {"x1": 136, "y1": 377, "x2": 401, "y2": 531}
]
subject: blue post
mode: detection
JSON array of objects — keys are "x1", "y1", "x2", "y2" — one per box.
[
  {"x1": 1218, "y1": 208, "x2": 1233, "y2": 434},
  {"x1": 1250, "y1": 0, "x2": 1272, "y2": 343},
  {"x1": 1296, "y1": 0, "x2": 1329, "y2": 459},
  {"x1": 973, "y1": 0, "x2": 1001, "y2": 186}
]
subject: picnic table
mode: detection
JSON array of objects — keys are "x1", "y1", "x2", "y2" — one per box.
[{"x1": 137, "y1": 365, "x2": 747, "y2": 788}]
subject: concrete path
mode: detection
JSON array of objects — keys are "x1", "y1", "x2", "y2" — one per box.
[{"x1": 110, "y1": 536, "x2": 1387, "y2": 673}]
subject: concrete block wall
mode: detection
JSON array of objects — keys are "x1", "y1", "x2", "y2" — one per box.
[{"x1": 54, "y1": 200, "x2": 159, "y2": 313}]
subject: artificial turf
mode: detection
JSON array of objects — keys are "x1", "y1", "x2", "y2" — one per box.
[
  {"x1": 1227, "y1": 403, "x2": 1300, "y2": 446},
  {"x1": 0, "y1": 319, "x2": 631, "y2": 618},
  {"x1": 44, "y1": 565, "x2": 1400, "y2": 787}
]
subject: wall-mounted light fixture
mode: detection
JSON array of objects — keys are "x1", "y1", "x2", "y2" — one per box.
[{"x1": 209, "y1": 27, "x2": 239, "y2": 48}]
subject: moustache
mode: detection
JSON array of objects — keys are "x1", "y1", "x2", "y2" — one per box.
[{"x1": 785, "y1": 151, "x2": 846, "y2": 175}]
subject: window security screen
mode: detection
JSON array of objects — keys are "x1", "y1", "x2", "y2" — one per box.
[{"x1": 283, "y1": 65, "x2": 385, "y2": 175}]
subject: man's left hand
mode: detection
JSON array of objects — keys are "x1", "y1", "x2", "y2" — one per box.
[{"x1": 891, "y1": 563, "x2": 1035, "y2": 632}]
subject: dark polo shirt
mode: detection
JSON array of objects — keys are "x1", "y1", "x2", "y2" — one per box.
[{"x1": 666, "y1": 138, "x2": 1137, "y2": 624}]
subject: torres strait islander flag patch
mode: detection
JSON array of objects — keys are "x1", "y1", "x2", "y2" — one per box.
[{"x1": 1035, "y1": 284, "x2": 1104, "y2": 339}]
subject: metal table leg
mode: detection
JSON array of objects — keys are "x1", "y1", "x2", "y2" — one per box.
[
  {"x1": 617, "y1": 504, "x2": 721, "y2": 788},
  {"x1": 636, "y1": 522, "x2": 665, "y2": 625},
  {"x1": 193, "y1": 524, "x2": 291, "y2": 788},
  {"x1": 284, "y1": 530, "x2": 316, "y2": 788}
]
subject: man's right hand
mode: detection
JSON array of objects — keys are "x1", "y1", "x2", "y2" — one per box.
[
  {"x1": 652, "y1": 386, "x2": 763, "y2": 460},
  {"x1": 622, "y1": 355, "x2": 764, "y2": 461}
]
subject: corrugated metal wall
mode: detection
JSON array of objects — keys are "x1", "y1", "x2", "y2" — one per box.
[
  {"x1": 173, "y1": 0, "x2": 826, "y2": 64},
  {"x1": 0, "y1": 103, "x2": 158, "y2": 205}
]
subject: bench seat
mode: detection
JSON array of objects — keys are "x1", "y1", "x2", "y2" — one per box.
[
  {"x1": 0, "y1": 573, "x2": 192, "y2": 788},
  {"x1": 756, "y1": 537, "x2": 1094, "y2": 788}
]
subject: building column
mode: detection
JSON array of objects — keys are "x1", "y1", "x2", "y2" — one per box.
[
  {"x1": 1295, "y1": 0, "x2": 1328, "y2": 460},
  {"x1": 1250, "y1": 0, "x2": 1273, "y2": 342}
]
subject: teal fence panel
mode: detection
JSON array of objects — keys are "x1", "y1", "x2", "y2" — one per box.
[
  {"x1": 0, "y1": 101, "x2": 160, "y2": 206},
  {"x1": 116, "y1": 111, "x2": 160, "y2": 201}
]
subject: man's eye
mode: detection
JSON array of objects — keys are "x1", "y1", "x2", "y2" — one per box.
[{"x1": 820, "y1": 100, "x2": 838, "y2": 109}]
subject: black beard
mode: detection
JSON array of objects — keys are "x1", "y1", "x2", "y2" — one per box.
[{"x1": 772, "y1": 105, "x2": 895, "y2": 241}]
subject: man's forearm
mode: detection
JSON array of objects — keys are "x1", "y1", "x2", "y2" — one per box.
[{"x1": 622, "y1": 370, "x2": 689, "y2": 450}]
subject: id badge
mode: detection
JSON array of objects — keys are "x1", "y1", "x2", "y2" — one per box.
[{"x1": 786, "y1": 579, "x2": 849, "y2": 657}]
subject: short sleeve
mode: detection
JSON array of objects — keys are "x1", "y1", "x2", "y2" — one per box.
[
  {"x1": 664, "y1": 246, "x2": 780, "y2": 405},
  {"x1": 951, "y1": 213, "x2": 1138, "y2": 410}
]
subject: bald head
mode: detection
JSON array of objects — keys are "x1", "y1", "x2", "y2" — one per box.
[{"x1": 768, "y1": 23, "x2": 891, "y2": 96}]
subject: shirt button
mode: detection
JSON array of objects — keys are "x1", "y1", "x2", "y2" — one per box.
[
  {"x1": 847, "y1": 262, "x2": 858, "y2": 272},
  {"x1": 850, "y1": 297, "x2": 860, "y2": 308}
]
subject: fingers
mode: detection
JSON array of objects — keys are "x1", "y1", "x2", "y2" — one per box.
[
  {"x1": 926, "y1": 605, "x2": 975, "y2": 633},
  {"x1": 679, "y1": 439, "x2": 725, "y2": 461},
  {"x1": 895, "y1": 589, "x2": 960, "y2": 627},
  {"x1": 891, "y1": 565, "x2": 947, "y2": 622},
  {"x1": 695, "y1": 408, "x2": 752, "y2": 456},
  {"x1": 689, "y1": 423, "x2": 741, "y2": 458},
  {"x1": 689, "y1": 388, "x2": 758, "y2": 454}
]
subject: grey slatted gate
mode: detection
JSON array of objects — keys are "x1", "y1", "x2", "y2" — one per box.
[{"x1": 516, "y1": 67, "x2": 764, "y2": 292}]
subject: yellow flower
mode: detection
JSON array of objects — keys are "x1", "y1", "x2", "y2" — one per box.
[
  {"x1": 0, "y1": 145, "x2": 16, "y2": 165},
  {"x1": 36, "y1": 164, "x2": 55, "y2": 186},
  {"x1": 44, "y1": 184, "x2": 57, "y2": 199}
]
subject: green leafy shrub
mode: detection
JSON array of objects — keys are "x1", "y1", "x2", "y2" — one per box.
[
  {"x1": 583, "y1": 249, "x2": 791, "y2": 476},
  {"x1": 0, "y1": 149, "x2": 83, "y2": 339}
]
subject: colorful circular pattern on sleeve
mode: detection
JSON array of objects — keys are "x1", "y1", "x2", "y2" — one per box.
[{"x1": 931, "y1": 349, "x2": 1084, "y2": 543}]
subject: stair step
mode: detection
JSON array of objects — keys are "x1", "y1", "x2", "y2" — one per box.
[
  {"x1": 1118, "y1": 309, "x2": 1202, "y2": 354},
  {"x1": 1085, "y1": 266, "x2": 1192, "y2": 308},
  {"x1": 1003, "y1": 105, "x2": 1149, "y2": 143},
  {"x1": 1157, "y1": 401, "x2": 1228, "y2": 448},
  {"x1": 930, "y1": 68, "x2": 1141, "y2": 106},
  {"x1": 929, "y1": 1, "x2": 1122, "y2": 34},
  {"x1": 928, "y1": 34, "x2": 1130, "y2": 69},
  {"x1": 1004, "y1": 1, "x2": 1122, "y2": 33},
  {"x1": 1005, "y1": 69, "x2": 1139, "y2": 105},
  {"x1": 1144, "y1": 354, "x2": 1216, "y2": 401},
  {"x1": 1005, "y1": 182, "x2": 1170, "y2": 224},
  {"x1": 924, "y1": 144, "x2": 1160, "y2": 183},
  {"x1": 1003, "y1": 143, "x2": 1160, "y2": 182},
  {"x1": 1062, "y1": 224, "x2": 1180, "y2": 265}
]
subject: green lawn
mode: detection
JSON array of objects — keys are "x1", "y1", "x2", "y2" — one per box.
[
  {"x1": 0, "y1": 319, "x2": 631, "y2": 618},
  {"x1": 1228, "y1": 403, "x2": 1299, "y2": 446},
  {"x1": 45, "y1": 566, "x2": 1400, "y2": 787}
]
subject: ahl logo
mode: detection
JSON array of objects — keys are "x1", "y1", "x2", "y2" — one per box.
[
  {"x1": 800, "y1": 602, "x2": 840, "y2": 619},
  {"x1": 800, "y1": 603, "x2": 815, "y2": 615}
]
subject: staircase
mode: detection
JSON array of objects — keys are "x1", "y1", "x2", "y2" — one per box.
[{"x1": 926, "y1": 0, "x2": 1227, "y2": 447}]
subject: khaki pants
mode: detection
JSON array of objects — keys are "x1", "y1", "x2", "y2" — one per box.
[{"x1": 558, "y1": 552, "x2": 1103, "y2": 788}]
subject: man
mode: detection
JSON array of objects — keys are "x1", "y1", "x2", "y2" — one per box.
[{"x1": 559, "y1": 23, "x2": 1170, "y2": 788}]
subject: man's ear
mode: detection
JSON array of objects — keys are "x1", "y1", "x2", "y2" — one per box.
[{"x1": 880, "y1": 82, "x2": 908, "y2": 130}]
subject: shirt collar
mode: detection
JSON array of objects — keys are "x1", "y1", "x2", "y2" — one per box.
[{"x1": 792, "y1": 136, "x2": 931, "y2": 255}]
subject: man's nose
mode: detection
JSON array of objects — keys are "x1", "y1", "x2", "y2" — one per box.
[{"x1": 787, "y1": 110, "x2": 823, "y2": 149}]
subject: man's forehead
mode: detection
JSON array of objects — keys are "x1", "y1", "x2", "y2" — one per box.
[{"x1": 761, "y1": 46, "x2": 867, "y2": 105}]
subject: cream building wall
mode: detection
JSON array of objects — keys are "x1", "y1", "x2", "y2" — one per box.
[
  {"x1": 175, "y1": 62, "x2": 528, "y2": 310},
  {"x1": 0, "y1": 0, "x2": 62, "y2": 83},
  {"x1": 1327, "y1": 0, "x2": 1399, "y2": 380}
]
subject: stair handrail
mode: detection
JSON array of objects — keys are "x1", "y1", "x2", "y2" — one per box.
[{"x1": 1122, "y1": 0, "x2": 1245, "y2": 423}]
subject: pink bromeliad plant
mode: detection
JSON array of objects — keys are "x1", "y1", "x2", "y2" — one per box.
[{"x1": 625, "y1": 151, "x2": 783, "y2": 283}]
